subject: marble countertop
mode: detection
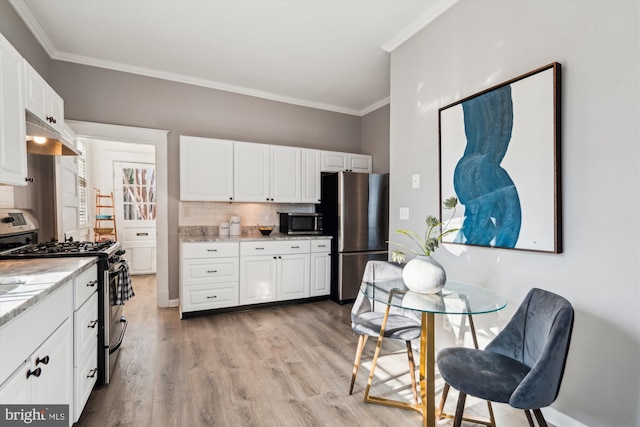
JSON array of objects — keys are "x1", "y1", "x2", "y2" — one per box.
[
  {"x1": 0, "y1": 257, "x2": 98, "y2": 327},
  {"x1": 179, "y1": 232, "x2": 333, "y2": 243}
]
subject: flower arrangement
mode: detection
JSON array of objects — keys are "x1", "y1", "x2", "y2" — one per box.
[{"x1": 389, "y1": 197, "x2": 459, "y2": 263}]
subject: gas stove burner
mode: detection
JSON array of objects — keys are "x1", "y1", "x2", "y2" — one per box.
[{"x1": 13, "y1": 240, "x2": 117, "y2": 255}]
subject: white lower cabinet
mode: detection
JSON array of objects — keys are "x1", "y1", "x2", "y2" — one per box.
[
  {"x1": 180, "y1": 238, "x2": 331, "y2": 315},
  {"x1": 72, "y1": 265, "x2": 98, "y2": 423},
  {"x1": 310, "y1": 239, "x2": 331, "y2": 297},
  {"x1": 0, "y1": 281, "x2": 73, "y2": 426},
  {"x1": 180, "y1": 241, "x2": 240, "y2": 316}
]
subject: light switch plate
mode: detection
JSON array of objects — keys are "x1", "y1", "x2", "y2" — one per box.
[
  {"x1": 412, "y1": 174, "x2": 420, "y2": 189},
  {"x1": 399, "y1": 207, "x2": 409, "y2": 220}
]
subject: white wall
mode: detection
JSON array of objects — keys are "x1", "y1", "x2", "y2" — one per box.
[{"x1": 389, "y1": 1, "x2": 639, "y2": 426}]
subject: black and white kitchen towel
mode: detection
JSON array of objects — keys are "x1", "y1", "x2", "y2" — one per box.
[{"x1": 113, "y1": 260, "x2": 135, "y2": 305}]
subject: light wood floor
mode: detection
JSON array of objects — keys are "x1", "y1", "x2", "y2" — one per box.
[{"x1": 75, "y1": 276, "x2": 545, "y2": 427}]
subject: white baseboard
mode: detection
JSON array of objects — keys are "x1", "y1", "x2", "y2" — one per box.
[
  {"x1": 167, "y1": 298, "x2": 179, "y2": 308},
  {"x1": 543, "y1": 407, "x2": 588, "y2": 427}
]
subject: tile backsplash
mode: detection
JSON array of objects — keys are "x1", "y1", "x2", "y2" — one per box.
[
  {"x1": 0, "y1": 187, "x2": 14, "y2": 208},
  {"x1": 178, "y1": 201, "x2": 315, "y2": 231}
]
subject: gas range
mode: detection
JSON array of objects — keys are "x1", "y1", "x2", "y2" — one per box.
[{"x1": 3, "y1": 239, "x2": 122, "y2": 260}]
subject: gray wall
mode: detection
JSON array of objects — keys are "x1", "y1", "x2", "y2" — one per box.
[
  {"x1": 361, "y1": 104, "x2": 390, "y2": 174},
  {"x1": 389, "y1": 1, "x2": 639, "y2": 426},
  {"x1": 0, "y1": 2, "x2": 49, "y2": 77}
]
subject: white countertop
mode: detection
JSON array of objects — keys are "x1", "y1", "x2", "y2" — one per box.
[
  {"x1": 0, "y1": 257, "x2": 97, "y2": 327},
  {"x1": 179, "y1": 232, "x2": 333, "y2": 243}
]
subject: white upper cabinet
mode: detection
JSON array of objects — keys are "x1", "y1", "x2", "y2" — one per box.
[
  {"x1": 270, "y1": 145, "x2": 301, "y2": 203},
  {"x1": 24, "y1": 60, "x2": 65, "y2": 134},
  {"x1": 0, "y1": 34, "x2": 27, "y2": 186},
  {"x1": 180, "y1": 136, "x2": 234, "y2": 201},
  {"x1": 321, "y1": 150, "x2": 372, "y2": 173},
  {"x1": 234, "y1": 141, "x2": 270, "y2": 202},
  {"x1": 301, "y1": 148, "x2": 321, "y2": 203}
]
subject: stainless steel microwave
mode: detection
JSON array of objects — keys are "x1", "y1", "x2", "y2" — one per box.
[{"x1": 279, "y1": 212, "x2": 323, "y2": 235}]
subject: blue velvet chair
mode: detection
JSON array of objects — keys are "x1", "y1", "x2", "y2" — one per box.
[
  {"x1": 437, "y1": 288, "x2": 574, "y2": 427},
  {"x1": 349, "y1": 261, "x2": 421, "y2": 404}
]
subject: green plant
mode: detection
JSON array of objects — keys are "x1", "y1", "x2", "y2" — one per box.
[{"x1": 389, "y1": 197, "x2": 459, "y2": 263}]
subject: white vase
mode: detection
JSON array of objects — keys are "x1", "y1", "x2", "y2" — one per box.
[{"x1": 402, "y1": 255, "x2": 446, "y2": 294}]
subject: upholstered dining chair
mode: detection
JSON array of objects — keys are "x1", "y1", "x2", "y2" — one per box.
[
  {"x1": 349, "y1": 261, "x2": 421, "y2": 404},
  {"x1": 437, "y1": 288, "x2": 574, "y2": 427}
]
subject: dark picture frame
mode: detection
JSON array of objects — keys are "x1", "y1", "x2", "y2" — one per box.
[{"x1": 439, "y1": 62, "x2": 562, "y2": 253}]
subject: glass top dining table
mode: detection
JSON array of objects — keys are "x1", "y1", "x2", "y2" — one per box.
[{"x1": 359, "y1": 279, "x2": 507, "y2": 427}]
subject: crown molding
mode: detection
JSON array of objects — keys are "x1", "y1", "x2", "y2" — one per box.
[
  {"x1": 8, "y1": 0, "x2": 57, "y2": 56},
  {"x1": 359, "y1": 97, "x2": 390, "y2": 116},
  {"x1": 381, "y1": 0, "x2": 459, "y2": 53}
]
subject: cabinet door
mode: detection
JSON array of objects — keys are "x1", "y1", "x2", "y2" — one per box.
[
  {"x1": 0, "y1": 35, "x2": 27, "y2": 186},
  {"x1": 47, "y1": 88, "x2": 65, "y2": 134},
  {"x1": 0, "y1": 361, "x2": 31, "y2": 403},
  {"x1": 179, "y1": 136, "x2": 234, "y2": 201},
  {"x1": 277, "y1": 254, "x2": 310, "y2": 301},
  {"x1": 301, "y1": 149, "x2": 321, "y2": 203},
  {"x1": 234, "y1": 141, "x2": 270, "y2": 202},
  {"x1": 320, "y1": 151, "x2": 348, "y2": 172},
  {"x1": 24, "y1": 60, "x2": 48, "y2": 121},
  {"x1": 270, "y1": 145, "x2": 300, "y2": 203},
  {"x1": 239, "y1": 256, "x2": 277, "y2": 304},
  {"x1": 32, "y1": 318, "x2": 73, "y2": 407},
  {"x1": 348, "y1": 154, "x2": 372, "y2": 173},
  {"x1": 310, "y1": 252, "x2": 331, "y2": 297}
]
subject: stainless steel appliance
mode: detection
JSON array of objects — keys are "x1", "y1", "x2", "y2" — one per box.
[
  {"x1": 279, "y1": 212, "x2": 323, "y2": 235},
  {"x1": 317, "y1": 172, "x2": 389, "y2": 303},
  {"x1": 0, "y1": 208, "x2": 128, "y2": 386}
]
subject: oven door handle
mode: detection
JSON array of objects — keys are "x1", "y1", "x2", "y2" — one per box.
[
  {"x1": 109, "y1": 316, "x2": 128, "y2": 354},
  {"x1": 109, "y1": 262, "x2": 126, "y2": 276}
]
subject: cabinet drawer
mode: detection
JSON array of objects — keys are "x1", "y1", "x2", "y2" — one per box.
[
  {"x1": 74, "y1": 343, "x2": 97, "y2": 421},
  {"x1": 0, "y1": 282, "x2": 72, "y2": 385},
  {"x1": 181, "y1": 242, "x2": 239, "y2": 259},
  {"x1": 311, "y1": 239, "x2": 331, "y2": 253},
  {"x1": 182, "y1": 283, "x2": 239, "y2": 311},
  {"x1": 182, "y1": 258, "x2": 239, "y2": 284},
  {"x1": 74, "y1": 294, "x2": 98, "y2": 363},
  {"x1": 240, "y1": 240, "x2": 310, "y2": 256},
  {"x1": 124, "y1": 228, "x2": 155, "y2": 242},
  {"x1": 75, "y1": 264, "x2": 98, "y2": 310}
]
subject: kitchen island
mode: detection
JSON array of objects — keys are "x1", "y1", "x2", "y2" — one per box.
[{"x1": 179, "y1": 232, "x2": 332, "y2": 317}]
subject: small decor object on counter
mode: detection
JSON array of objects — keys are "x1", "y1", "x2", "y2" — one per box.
[
  {"x1": 219, "y1": 222, "x2": 230, "y2": 236},
  {"x1": 257, "y1": 225, "x2": 274, "y2": 236},
  {"x1": 230, "y1": 216, "x2": 241, "y2": 236},
  {"x1": 388, "y1": 197, "x2": 458, "y2": 294}
]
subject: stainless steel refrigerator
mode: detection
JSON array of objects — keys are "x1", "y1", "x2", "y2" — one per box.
[{"x1": 318, "y1": 172, "x2": 389, "y2": 303}]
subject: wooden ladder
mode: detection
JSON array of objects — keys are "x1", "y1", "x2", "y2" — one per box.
[{"x1": 94, "y1": 189, "x2": 117, "y2": 242}]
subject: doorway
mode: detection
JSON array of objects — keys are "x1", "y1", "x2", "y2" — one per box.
[{"x1": 68, "y1": 120, "x2": 170, "y2": 308}]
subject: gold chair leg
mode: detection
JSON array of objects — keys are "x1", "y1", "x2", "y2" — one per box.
[
  {"x1": 405, "y1": 340, "x2": 419, "y2": 405},
  {"x1": 350, "y1": 334, "x2": 368, "y2": 395},
  {"x1": 453, "y1": 392, "x2": 467, "y2": 427}
]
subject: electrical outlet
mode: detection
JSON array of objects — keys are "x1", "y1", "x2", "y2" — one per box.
[
  {"x1": 399, "y1": 207, "x2": 409, "y2": 220},
  {"x1": 183, "y1": 206, "x2": 190, "y2": 217},
  {"x1": 412, "y1": 174, "x2": 420, "y2": 189}
]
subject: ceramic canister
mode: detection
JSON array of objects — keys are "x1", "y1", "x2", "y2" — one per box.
[
  {"x1": 230, "y1": 216, "x2": 241, "y2": 236},
  {"x1": 219, "y1": 222, "x2": 230, "y2": 236}
]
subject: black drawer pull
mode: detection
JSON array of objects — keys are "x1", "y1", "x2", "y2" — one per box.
[
  {"x1": 86, "y1": 280, "x2": 98, "y2": 287},
  {"x1": 255, "y1": 247, "x2": 265, "y2": 250},
  {"x1": 291, "y1": 246, "x2": 300, "y2": 249},
  {"x1": 88, "y1": 320, "x2": 99, "y2": 328},
  {"x1": 87, "y1": 368, "x2": 98, "y2": 378},
  {"x1": 206, "y1": 270, "x2": 218, "y2": 273},
  {"x1": 136, "y1": 232, "x2": 149, "y2": 236},
  {"x1": 27, "y1": 367, "x2": 41, "y2": 379},
  {"x1": 318, "y1": 245, "x2": 326, "y2": 248},
  {"x1": 207, "y1": 249, "x2": 218, "y2": 252},
  {"x1": 206, "y1": 295, "x2": 217, "y2": 299},
  {"x1": 36, "y1": 356, "x2": 50, "y2": 366}
]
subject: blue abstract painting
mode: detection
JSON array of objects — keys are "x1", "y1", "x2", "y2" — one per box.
[
  {"x1": 453, "y1": 85, "x2": 521, "y2": 247},
  {"x1": 439, "y1": 63, "x2": 561, "y2": 253}
]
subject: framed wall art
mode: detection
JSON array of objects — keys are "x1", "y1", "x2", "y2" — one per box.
[{"x1": 439, "y1": 62, "x2": 561, "y2": 253}]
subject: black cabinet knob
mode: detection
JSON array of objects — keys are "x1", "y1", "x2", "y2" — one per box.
[
  {"x1": 27, "y1": 367, "x2": 42, "y2": 379},
  {"x1": 35, "y1": 356, "x2": 50, "y2": 366}
]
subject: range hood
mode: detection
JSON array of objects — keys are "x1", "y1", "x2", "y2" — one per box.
[{"x1": 25, "y1": 112, "x2": 80, "y2": 156}]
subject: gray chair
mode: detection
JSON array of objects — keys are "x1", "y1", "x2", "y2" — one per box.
[
  {"x1": 437, "y1": 288, "x2": 574, "y2": 427},
  {"x1": 349, "y1": 261, "x2": 421, "y2": 403}
]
